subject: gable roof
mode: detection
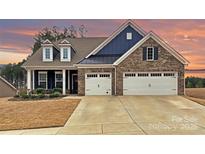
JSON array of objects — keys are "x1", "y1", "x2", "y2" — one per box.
[
  {"x1": 22, "y1": 37, "x2": 107, "y2": 68},
  {"x1": 85, "y1": 20, "x2": 147, "y2": 58},
  {"x1": 113, "y1": 31, "x2": 190, "y2": 65},
  {"x1": 0, "y1": 76, "x2": 17, "y2": 90}
]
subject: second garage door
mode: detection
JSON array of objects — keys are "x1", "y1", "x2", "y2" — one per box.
[
  {"x1": 85, "y1": 73, "x2": 112, "y2": 95},
  {"x1": 123, "y1": 72, "x2": 178, "y2": 95}
]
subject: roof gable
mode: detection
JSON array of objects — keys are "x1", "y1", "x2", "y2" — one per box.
[
  {"x1": 113, "y1": 31, "x2": 190, "y2": 65},
  {"x1": 95, "y1": 25, "x2": 144, "y2": 55},
  {"x1": 85, "y1": 20, "x2": 146, "y2": 58}
]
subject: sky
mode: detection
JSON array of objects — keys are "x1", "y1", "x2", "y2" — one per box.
[{"x1": 0, "y1": 19, "x2": 205, "y2": 69}]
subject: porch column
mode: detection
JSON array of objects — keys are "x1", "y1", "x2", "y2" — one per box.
[
  {"x1": 62, "y1": 69, "x2": 66, "y2": 95},
  {"x1": 27, "y1": 69, "x2": 31, "y2": 93},
  {"x1": 32, "y1": 70, "x2": 35, "y2": 90}
]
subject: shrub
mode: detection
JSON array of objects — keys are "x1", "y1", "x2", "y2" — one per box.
[
  {"x1": 49, "y1": 91, "x2": 61, "y2": 98},
  {"x1": 37, "y1": 93, "x2": 45, "y2": 98},
  {"x1": 52, "y1": 88, "x2": 62, "y2": 94},
  {"x1": 21, "y1": 93, "x2": 30, "y2": 99},
  {"x1": 36, "y1": 88, "x2": 45, "y2": 94},
  {"x1": 30, "y1": 94, "x2": 38, "y2": 99}
]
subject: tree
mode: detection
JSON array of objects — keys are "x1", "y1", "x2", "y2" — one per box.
[
  {"x1": 196, "y1": 80, "x2": 204, "y2": 88},
  {"x1": 187, "y1": 80, "x2": 194, "y2": 88},
  {"x1": 79, "y1": 24, "x2": 87, "y2": 38}
]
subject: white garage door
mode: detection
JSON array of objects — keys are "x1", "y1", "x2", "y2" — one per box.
[
  {"x1": 123, "y1": 72, "x2": 177, "y2": 95},
  {"x1": 85, "y1": 73, "x2": 112, "y2": 95}
]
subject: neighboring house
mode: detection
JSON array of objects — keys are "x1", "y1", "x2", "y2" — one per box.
[
  {"x1": 22, "y1": 20, "x2": 189, "y2": 96},
  {"x1": 0, "y1": 76, "x2": 17, "y2": 97}
]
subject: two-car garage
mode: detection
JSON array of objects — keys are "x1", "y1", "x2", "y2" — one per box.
[
  {"x1": 123, "y1": 72, "x2": 178, "y2": 95},
  {"x1": 84, "y1": 72, "x2": 178, "y2": 96}
]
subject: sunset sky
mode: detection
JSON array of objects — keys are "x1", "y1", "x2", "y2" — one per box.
[{"x1": 0, "y1": 19, "x2": 205, "y2": 69}]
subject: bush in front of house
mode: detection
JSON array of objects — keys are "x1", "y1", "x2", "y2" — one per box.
[
  {"x1": 21, "y1": 93, "x2": 30, "y2": 99},
  {"x1": 37, "y1": 93, "x2": 45, "y2": 98},
  {"x1": 52, "y1": 88, "x2": 62, "y2": 94},
  {"x1": 49, "y1": 91, "x2": 61, "y2": 98},
  {"x1": 36, "y1": 88, "x2": 45, "y2": 94}
]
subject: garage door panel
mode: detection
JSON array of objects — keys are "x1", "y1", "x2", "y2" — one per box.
[
  {"x1": 123, "y1": 72, "x2": 177, "y2": 95},
  {"x1": 85, "y1": 73, "x2": 112, "y2": 95}
]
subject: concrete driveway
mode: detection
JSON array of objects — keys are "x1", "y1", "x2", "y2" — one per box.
[
  {"x1": 59, "y1": 96, "x2": 205, "y2": 135},
  {"x1": 1, "y1": 96, "x2": 205, "y2": 135}
]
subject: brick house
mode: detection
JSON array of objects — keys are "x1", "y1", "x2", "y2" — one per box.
[{"x1": 22, "y1": 20, "x2": 189, "y2": 96}]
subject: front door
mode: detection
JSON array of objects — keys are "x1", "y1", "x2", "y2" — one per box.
[{"x1": 71, "y1": 74, "x2": 78, "y2": 94}]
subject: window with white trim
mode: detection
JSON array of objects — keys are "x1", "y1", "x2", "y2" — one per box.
[
  {"x1": 55, "y1": 72, "x2": 63, "y2": 88},
  {"x1": 138, "y1": 73, "x2": 149, "y2": 77},
  {"x1": 43, "y1": 47, "x2": 53, "y2": 61},
  {"x1": 164, "y1": 73, "x2": 175, "y2": 77},
  {"x1": 99, "y1": 74, "x2": 110, "y2": 78},
  {"x1": 60, "y1": 47, "x2": 71, "y2": 62},
  {"x1": 126, "y1": 32, "x2": 132, "y2": 40},
  {"x1": 38, "y1": 71, "x2": 47, "y2": 89},
  {"x1": 147, "y1": 47, "x2": 154, "y2": 61}
]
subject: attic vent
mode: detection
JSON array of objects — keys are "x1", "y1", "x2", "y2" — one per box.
[{"x1": 126, "y1": 32, "x2": 132, "y2": 40}]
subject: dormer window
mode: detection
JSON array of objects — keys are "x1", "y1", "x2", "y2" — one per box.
[
  {"x1": 43, "y1": 47, "x2": 53, "y2": 62},
  {"x1": 60, "y1": 47, "x2": 71, "y2": 62},
  {"x1": 126, "y1": 32, "x2": 132, "y2": 40}
]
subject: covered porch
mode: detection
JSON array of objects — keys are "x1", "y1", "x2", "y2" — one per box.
[{"x1": 26, "y1": 69, "x2": 78, "y2": 95}]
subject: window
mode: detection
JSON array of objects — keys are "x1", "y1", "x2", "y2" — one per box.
[
  {"x1": 138, "y1": 73, "x2": 149, "y2": 77},
  {"x1": 61, "y1": 47, "x2": 71, "y2": 61},
  {"x1": 43, "y1": 47, "x2": 53, "y2": 61},
  {"x1": 151, "y1": 73, "x2": 162, "y2": 77},
  {"x1": 100, "y1": 74, "x2": 110, "y2": 78},
  {"x1": 63, "y1": 48, "x2": 68, "y2": 59},
  {"x1": 126, "y1": 32, "x2": 132, "y2": 40},
  {"x1": 45, "y1": 48, "x2": 51, "y2": 59},
  {"x1": 55, "y1": 72, "x2": 62, "y2": 88},
  {"x1": 125, "y1": 73, "x2": 136, "y2": 77},
  {"x1": 147, "y1": 47, "x2": 154, "y2": 61},
  {"x1": 164, "y1": 73, "x2": 175, "y2": 77},
  {"x1": 38, "y1": 72, "x2": 47, "y2": 89},
  {"x1": 87, "y1": 74, "x2": 98, "y2": 78}
]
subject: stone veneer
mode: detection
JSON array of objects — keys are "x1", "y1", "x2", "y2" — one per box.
[
  {"x1": 116, "y1": 38, "x2": 185, "y2": 95},
  {"x1": 78, "y1": 38, "x2": 185, "y2": 96}
]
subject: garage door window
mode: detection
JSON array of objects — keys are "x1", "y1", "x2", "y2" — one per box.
[
  {"x1": 151, "y1": 73, "x2": 162, "y2": 77},
  {"x1": 87, "y1": 74, "x2": 98, "y2": 78},
  {"x1": 125, "y1": 73, "x2": 136, "y2": 77},
  {"x1": 164, "y1": 73, "x2": 175, "y2": 77},
  {"x1": 100, "y1": 74, "x2": 110, "y2": 78},
  {"x1": 138, "y1": 73, "x2": 149, "y2": 77}
]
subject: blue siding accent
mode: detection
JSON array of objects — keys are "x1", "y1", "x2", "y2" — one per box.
[{"x1": 96, "y1": 25, "x2": 143, "y2": 55}]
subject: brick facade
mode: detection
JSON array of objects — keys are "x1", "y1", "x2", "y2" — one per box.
[
  {"x1": 78, "y1": 38, "x2": 185, "y2": 96},
  {"x1": 116, "y1": 38, "x2": 185, "y2": 95}
]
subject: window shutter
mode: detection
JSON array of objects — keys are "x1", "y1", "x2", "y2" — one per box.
[
  {"x1": 154, "y1": 47, "x2": 158, "y2": 60},
  {"x1": 142, "y1": 47, "x2": 147, "y2": 60}
]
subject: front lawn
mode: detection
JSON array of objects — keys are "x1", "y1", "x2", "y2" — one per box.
[
  {"x1": 185, "y1": 88, "x2": 205, "y2": 106},
  {"x1": 0, "y1": 98, "x2": 80, "y2": 131}
]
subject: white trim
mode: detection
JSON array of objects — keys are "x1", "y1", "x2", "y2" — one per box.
[
  {"x1": 62, "y1": 69, "x2": 66, "y2": 95},
  {"x1": 32, "y1": 70, "x2": 35, "y2": 90},
  {"x1": 55, "y1": 71, "x2": 63, "y2": 88},
  {"x1": 59, "y1": 39, "x2": 71, "y2": 45},
  {"x1": 147, "y1": 47, "x2": 154, "y2": 61},
  {"x1": 113, "y1": 31, "x2": 190, "y2": 65},
  {"x1": 60, "y1": 47, "x2": 71, "y2": 62},
  {"x1": 38, "y1": 71, "x2": 47, "y2": 89},
  {"x1": 23, "y1": 66, "x2": 76, "y2": 69},
  {"x1": 85, "y1": 20, "x2": 147, "y2": 58},
  {"x1": 43, "y1": 47, "x2": 53, "y2": 62},
  {"x1": 43, "y1": 39, "x2": 52, "y2": 44},
  {"x1": 0, "y1": 76, "x2": 16, "y2": 90}
]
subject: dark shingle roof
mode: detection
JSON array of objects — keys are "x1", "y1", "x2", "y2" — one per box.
[{"x1": 22, "y1": 37, "x2": 107, "y2": 67}]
